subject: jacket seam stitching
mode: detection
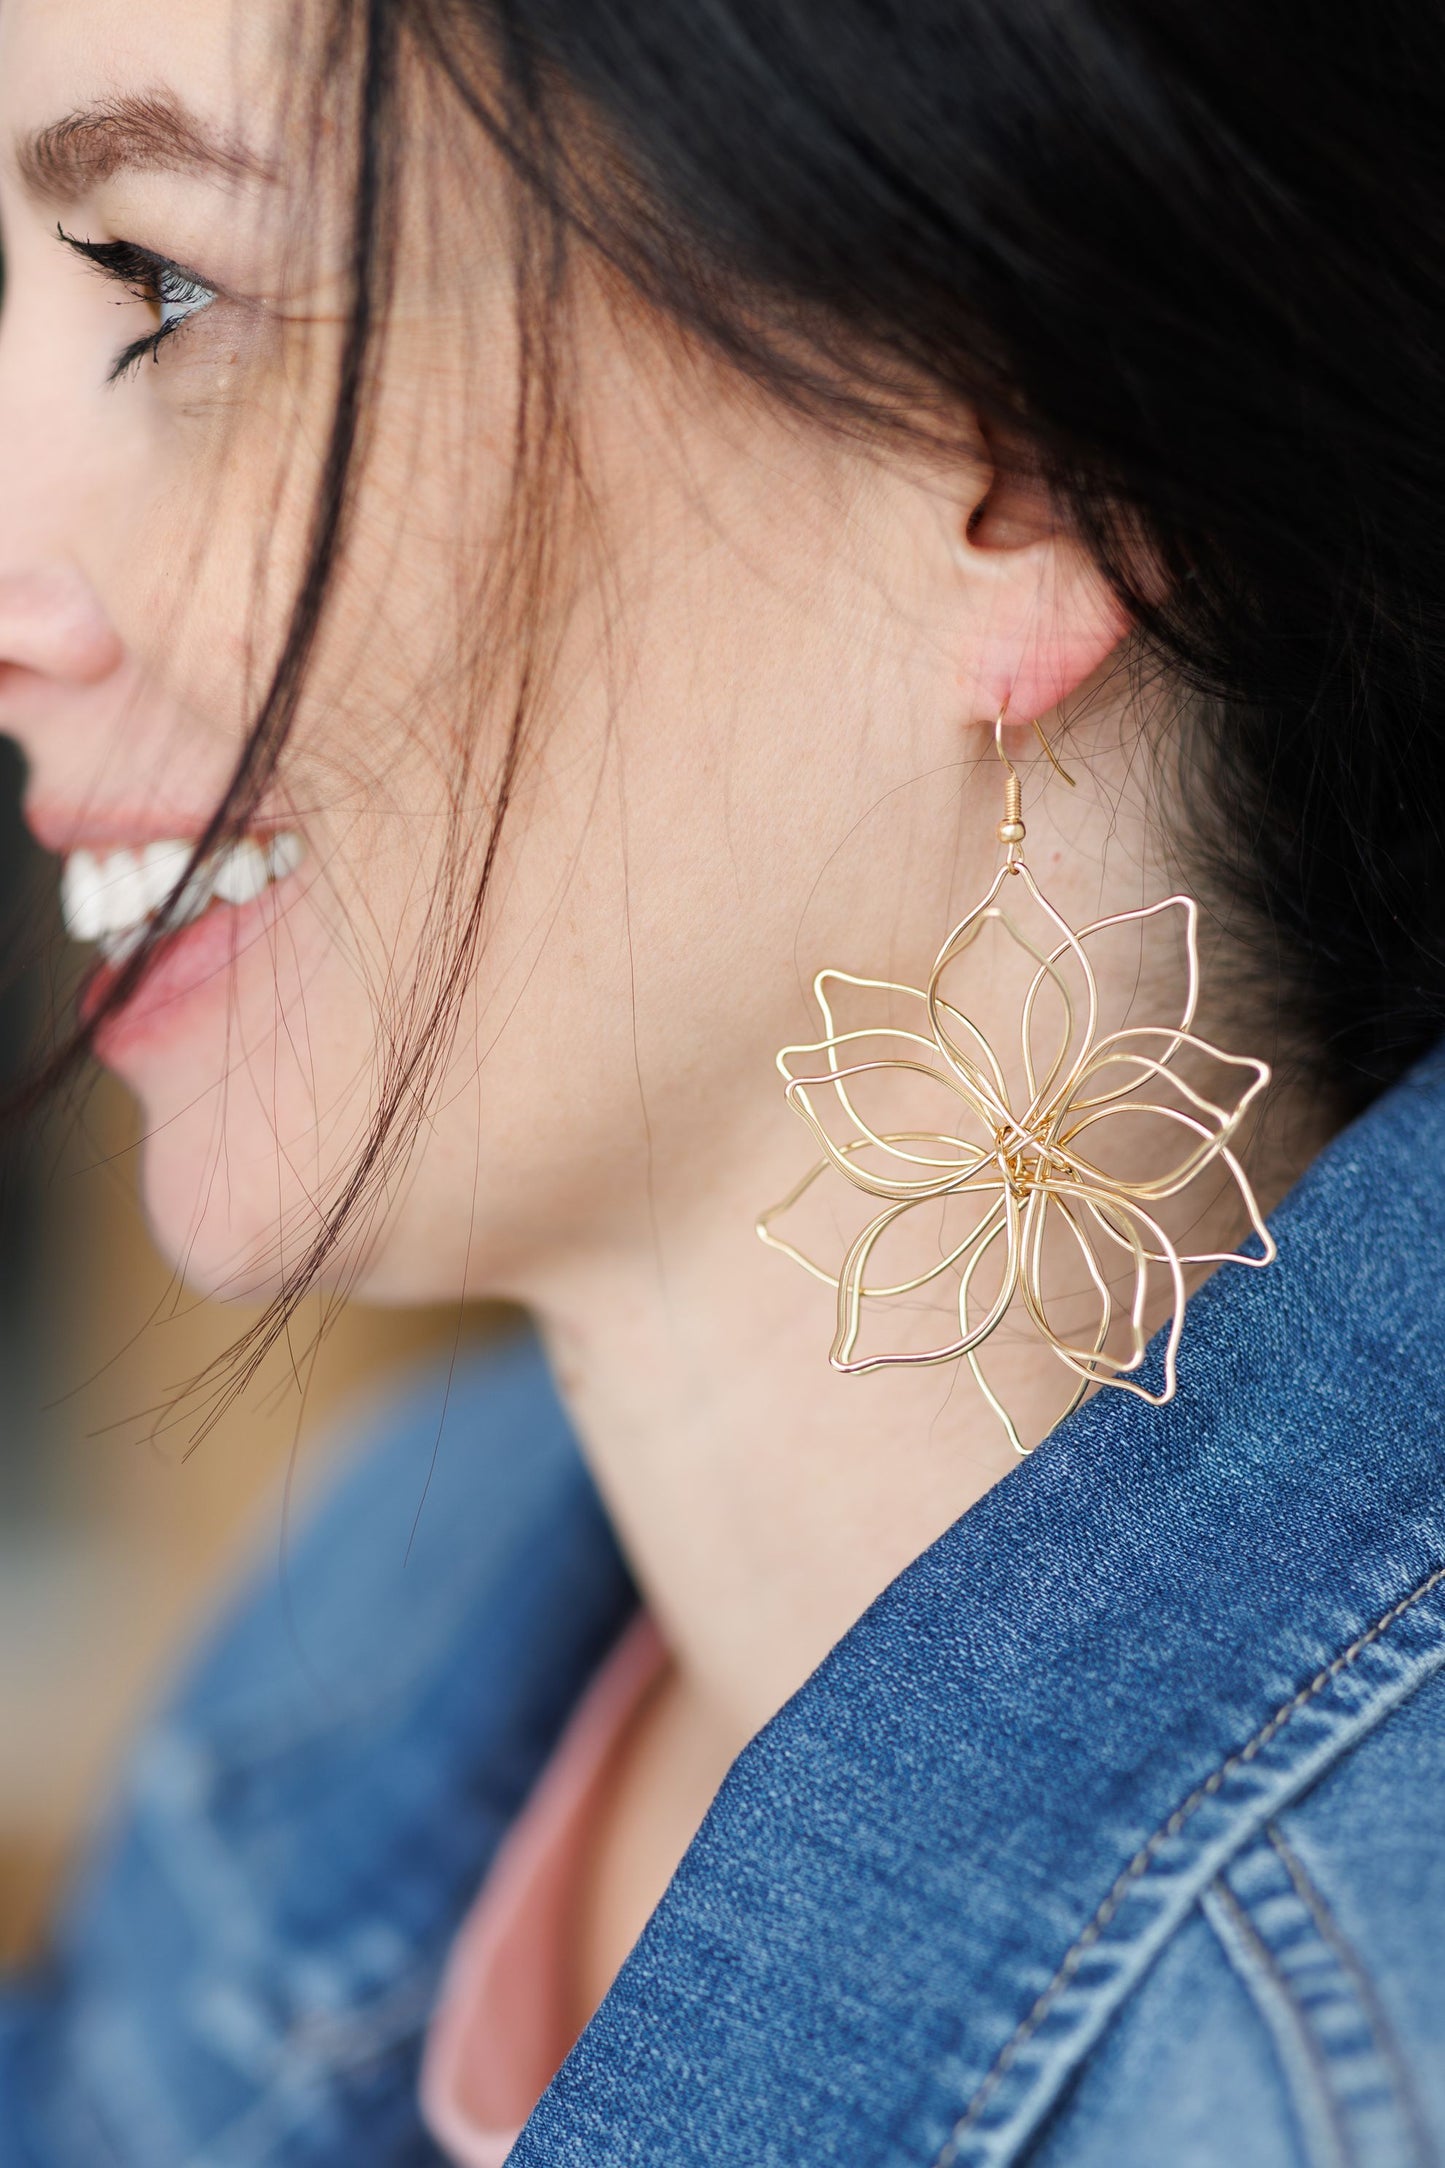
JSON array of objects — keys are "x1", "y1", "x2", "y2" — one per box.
[
  {"x1": 931, "y1": 1555, "x2": 1445, "y2": 2168},
  {"x1": 1263, "y1": 1822, "x2": 1434, "y2": 2168},
  {"x1": 1204, "y1": 1873, "x2": 1353, "y2": 2168}
]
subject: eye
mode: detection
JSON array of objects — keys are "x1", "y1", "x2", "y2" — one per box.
[
  {"x1": 153, "y1": 263, "x2": 215, "y2": 338},
  {"x1": 56, "y1": 227, "x2": 219, "y2": 384}
]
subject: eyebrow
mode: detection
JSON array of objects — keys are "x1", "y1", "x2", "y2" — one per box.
[{"x1": 16, "y1": 92, "x2": 274, "y2": 207}]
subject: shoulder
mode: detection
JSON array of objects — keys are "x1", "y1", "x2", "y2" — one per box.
[
  {"x1": 0, "y1": 1331, "x2": 636, "y2": 2168},
  {"x1": 1025, "y1": 1666, "x2": 1445, "y2": 2167}
]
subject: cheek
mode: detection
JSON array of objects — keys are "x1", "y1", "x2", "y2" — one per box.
[
  {"x1": 109, "y1": 516, "x2": 501, "y2": 1294},
  {"x1": 92, "y1": 348, "x2": 333, "y2": 738}
]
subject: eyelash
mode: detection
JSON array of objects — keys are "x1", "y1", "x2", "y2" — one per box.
[{"x1": 57, "y1": 227, "x2": 218, "y2": 384}]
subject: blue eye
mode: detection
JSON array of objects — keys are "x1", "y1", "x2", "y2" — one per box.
[
  {"x1": 154, "y1": 264, "x2": 215, "y2": 338},
  {"x1": 56, "y1": 226, "x2": 219, "y2": 383}
]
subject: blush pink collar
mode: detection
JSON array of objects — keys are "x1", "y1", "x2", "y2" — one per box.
[{"x1": 420, "y1": 1615, "x2": 665, "y2": 2167}]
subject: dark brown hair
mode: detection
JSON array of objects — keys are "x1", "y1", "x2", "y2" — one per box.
[{"x1": 29, "y1": 0, "x2": 1445, "y2": 1412}]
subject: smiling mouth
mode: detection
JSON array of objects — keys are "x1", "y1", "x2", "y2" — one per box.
[{"x1": 60, "y1": 831, "x2": 307, "y2": 964}]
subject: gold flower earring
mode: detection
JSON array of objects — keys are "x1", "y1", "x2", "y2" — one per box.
[{"x1": 757, "y1": 706, "x2": 1277, "y2": 1453}]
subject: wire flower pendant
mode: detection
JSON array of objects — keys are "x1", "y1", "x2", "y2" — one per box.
[{"x1": 758, "y1": 728, "x2": 1276, "y2": 1453}]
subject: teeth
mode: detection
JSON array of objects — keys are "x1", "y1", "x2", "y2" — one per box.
[
  {"x1": 97, "y1": 847, "x2": 145, "y2": 925},
  {"x1": 59, "y1": 829, "x2": 306, "y2": 949},
  {"x1": 267, "y1": 832, "x2": 305, "y2": 882},
  {"x1": 211, "y1": 838, "x2": 269, "y2": 907},
  {"x1": 97, "y1": 923, "x2": 150, "y2": 968},
  {"x1": 60, "y1": 851, "x2": 108, "y2": 943},
  {"x1": 138, "y1": 839, "x2": 193, "y2": 914}
]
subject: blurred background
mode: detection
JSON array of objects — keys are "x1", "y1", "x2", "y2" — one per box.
[{"x1": 0, "y1": 746, "x2": 500, "y2": 1963}]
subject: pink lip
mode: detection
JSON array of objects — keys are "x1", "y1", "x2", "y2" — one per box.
[
  {"x1": 82, "y1": 879, "x2": 302, "y2": 1062},
  {"x1": 23, "y1": 796, "x2": 288, "y2": 856}
]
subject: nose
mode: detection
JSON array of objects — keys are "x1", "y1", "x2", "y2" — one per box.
[
  {"x1": 0, "y1": 567, "x2": 124, "y2": 691},
  {"x1": 0, "y1": 244, "x2": 127, "y2": 699}
]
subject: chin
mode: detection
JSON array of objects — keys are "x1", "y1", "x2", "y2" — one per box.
[
  {"x1": 79, "y1": 873, "x2": 389, "y2": 1299},
  {"x1": 131, "y1": 1086, "x2": 335, "y2": 1303},
  {"x1": 127, "y1": 1053, "x2": 491, "y2": 1310},
  {"x1": 90, "y1": 898, "x2": 541, "y2": 1310},
  {"x1": 115, "y1": 1023, "x2": 370, "y2": 1309}
]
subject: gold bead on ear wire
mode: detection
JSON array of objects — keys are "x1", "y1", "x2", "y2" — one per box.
[{"x1": 757, "y1": 703, "x2": 1277, "y2": 1453}]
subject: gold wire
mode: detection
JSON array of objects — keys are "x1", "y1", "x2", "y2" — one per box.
[
  {"x1": 994, "y1": 699, "x2": 1079, "y2": 792},
  {"x1": 758, "y1": 704, "x2": 1277, "y2": 1452}
]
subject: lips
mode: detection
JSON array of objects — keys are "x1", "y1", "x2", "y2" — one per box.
[
  {"x1": 79, "y1": 866, "x2": 304, "y2": 1060},
  {"x1": 23, "y1": 798, "x2": 266, "y2": 856},
  {"x1": 17, "y1": 794, "x2": 314, "y2": 1059}
]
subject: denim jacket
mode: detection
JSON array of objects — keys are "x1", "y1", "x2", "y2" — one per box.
[{"x1": 3, "y1": 1043, "x2": 1445, "y2": 2167}]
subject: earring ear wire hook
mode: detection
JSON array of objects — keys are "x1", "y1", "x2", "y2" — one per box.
[
  {"x1": 993, "y1": 700, "x2": 1078, "y2": 791},
  {"x1": 993, "y1": 700, "x2": 1076, "y2": 866}
]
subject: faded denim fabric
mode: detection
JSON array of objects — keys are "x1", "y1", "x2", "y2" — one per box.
[{"x1": 4, "y1": 1040, "x2": 1445, "y2": 2165}]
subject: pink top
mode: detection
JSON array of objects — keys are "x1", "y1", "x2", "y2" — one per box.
[{"x1": 419, "y1": 1615, "x2": 667, "y2": 2167}]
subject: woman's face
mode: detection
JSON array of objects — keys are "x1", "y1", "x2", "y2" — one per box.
[{"x1": 0, "y1": 0, "x2": 1122, "y2": 1312}]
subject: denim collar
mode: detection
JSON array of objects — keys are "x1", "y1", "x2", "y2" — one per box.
[{"x1": 510, "y1": 1042, "x2": 1445, "y2": 2168}]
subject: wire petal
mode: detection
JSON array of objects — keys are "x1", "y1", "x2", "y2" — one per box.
[{"x1": 760, "y1": 855, "x2": 1275, "y2": 1448}]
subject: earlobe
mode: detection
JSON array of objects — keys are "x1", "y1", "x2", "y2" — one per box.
[
  {"x1": 985, "y1": 542, "x2": 1130, "y2": 724},
  {"x1": 957, "y1": 464, "x2": 1130, "y2": 726}
]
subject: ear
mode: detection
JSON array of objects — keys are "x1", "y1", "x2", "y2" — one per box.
[{"x1": 952, "y1": 455, "x2": 1129, "y2": 725}]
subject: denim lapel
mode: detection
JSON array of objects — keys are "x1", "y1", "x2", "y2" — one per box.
[{"x1": 512, "y1": 1042, "x2": 1445, "y2": 2168}]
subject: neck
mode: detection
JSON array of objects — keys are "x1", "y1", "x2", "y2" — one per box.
[
  {"x1": 528, "y1": 1085, "x2": 1318, "y2": 1760},
  {"x1": 535, "y1": 1211, "x2": 1028, "y2": 1751},
  {"x1": 521, "y1": 723, "x2": 1336, "y2": 1753}
]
